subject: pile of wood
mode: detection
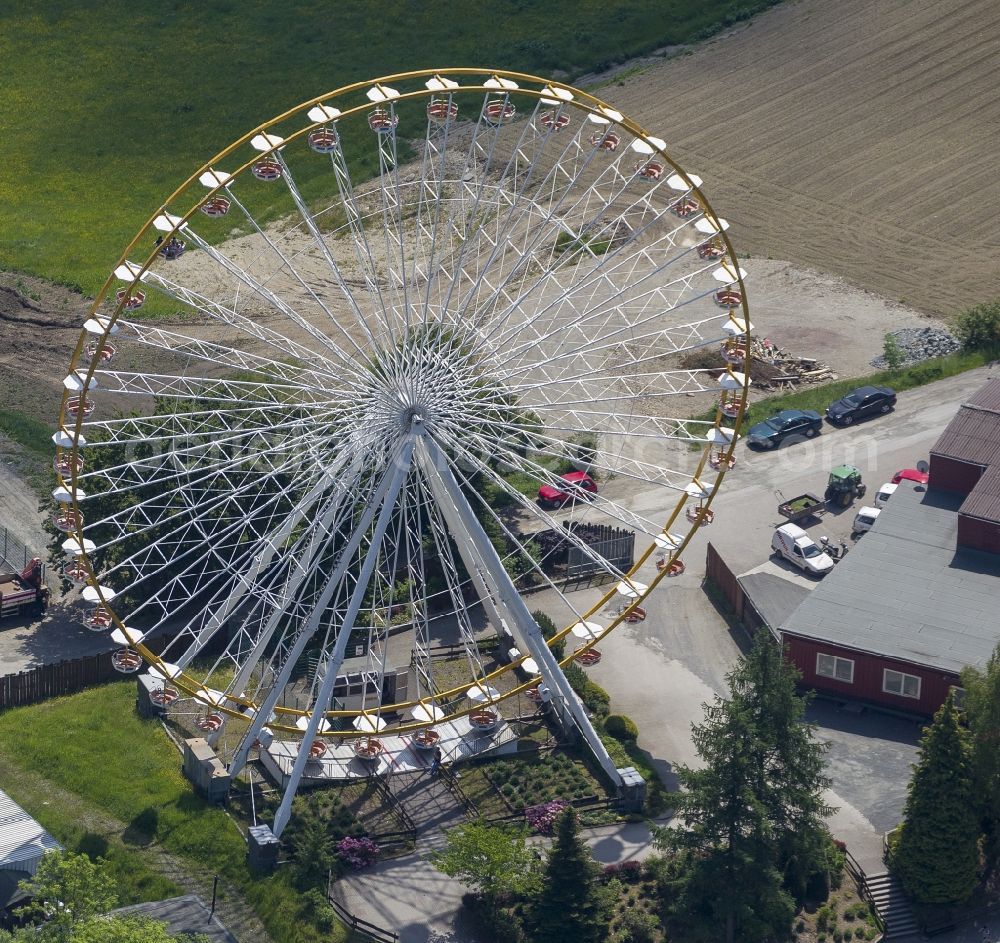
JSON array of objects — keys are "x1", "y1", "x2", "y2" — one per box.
[
  {"x1": 754, "y1": 337, "x2": 836, "y2": 389},
  {"x1": 680, "y1": 338, "x2": 835, "y2": 391}
]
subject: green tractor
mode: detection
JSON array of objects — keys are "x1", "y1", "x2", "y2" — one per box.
[{"x1": 825, "y1": 464, "x2": 867, "y2": 507}]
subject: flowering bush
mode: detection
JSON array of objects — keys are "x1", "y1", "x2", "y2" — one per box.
[
  {"x1": 619, "y1": 859, "x2": 643, "y2": 882},
  {"x1": 525, "y1": 799, "x2": 568, "y2": 835},
  {"x1": 335, "y1": 835, "x2": 379, "y2": 869},
  {"x1": 601, "y1": 863, "x2": 620, "y2": 882}
]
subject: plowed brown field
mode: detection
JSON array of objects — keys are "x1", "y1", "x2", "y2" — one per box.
[{"x1": 606, "y1": 0, "x2": 1000, "y2": 318}]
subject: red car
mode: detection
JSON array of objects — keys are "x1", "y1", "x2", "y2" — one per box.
[
  {"x1": 538, "y1": 471, "x2": 598, "y2": 507},
  {"x1": 892, "y1": 468, "x2": 929, "y2": 485}
]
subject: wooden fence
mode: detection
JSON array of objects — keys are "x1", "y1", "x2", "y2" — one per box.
[
  {"x1": 705, "y1": 541, "x2": 744, "y2": 617},
  {"x1": 327, "y1": 892, "x2": 399, "y2": 943},
  {"x1": 0, "y1": 635, "x2": 169, "y2": 711},
  {"x1": 0, "y1": 651, "x2": 121, "y2": 710},
  {"x1": 704, "y1": 542, "x2": 770, "y2": 636}
]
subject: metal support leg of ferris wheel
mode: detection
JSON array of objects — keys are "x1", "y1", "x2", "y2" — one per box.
[
  {"x1": 415, "y1": 434, "x2": 624, "y2": 791},
  {"x1": 267, "y1": 434, "x2": 418, "y2": 839}
]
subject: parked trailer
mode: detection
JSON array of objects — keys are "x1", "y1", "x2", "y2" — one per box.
[
  {"x1": 0, "y1": 559, "x2": 49, "y2": 621},
  {"x1": 777, "y1": 493, "x2": 826, "y2": 524}
]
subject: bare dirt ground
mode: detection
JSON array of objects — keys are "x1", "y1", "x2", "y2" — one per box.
[{"x1": 601, "y1": 0, "x2": 1000, "y2": 319}]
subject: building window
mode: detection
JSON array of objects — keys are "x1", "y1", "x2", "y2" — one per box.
[
  {"x1": 949, "y1": 686, "x2": 966, "y2": 710},
  {"x1": 816, "y1": 653, "x2": 854, "y2": 683},
  {"x1": 883, "y1": 669, "x2": 921, "y2": 699}
]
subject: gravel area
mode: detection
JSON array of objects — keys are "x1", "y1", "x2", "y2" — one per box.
[{"x1": 870, "y1": 326, "x2": 961, "y2": 368}]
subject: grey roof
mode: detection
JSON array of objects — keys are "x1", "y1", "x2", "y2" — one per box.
[
  {"x1": 931, "y1": 378, "x2": 1000, "y2": 468},
  {"x1": 0, "y1": 789, "x2": 61, "y2": 873},
  {"x1": 962, "y1": 466, "x2": 1000, "y2": 523},
  {"x1": 738, "y1": 572, "x2": 811, "y2": 630},
  {"x1": 781, "y1": 480, "x2": 1000, "y2": 674}
]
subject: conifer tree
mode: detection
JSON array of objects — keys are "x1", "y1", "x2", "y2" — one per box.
[
  {"x1": 531, "y1": 808, "x2": 606, "y2": 943},
  {"x1": 893, "y1": 691, "x2": 980, "y2": 904},
  {"x1": 655, "y1": 634, "x2": 832, "y2": 942},
  {"x1": 962, "y1": 648, "x2": 1000, "y2": 866}
]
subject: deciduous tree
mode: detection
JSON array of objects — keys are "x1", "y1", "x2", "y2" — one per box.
[
  {"x1": 430, "y1": 821, "x2": 540, "y2": 915},
  {"x1": 17, "y1": 852, "x2": 117, "y2": 942}
]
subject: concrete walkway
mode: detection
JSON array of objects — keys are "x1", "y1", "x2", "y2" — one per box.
[{"x1": 332, "y1": 819, "x2": 667, "y2": 943}]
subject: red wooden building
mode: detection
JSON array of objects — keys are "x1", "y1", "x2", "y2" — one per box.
[
  {"x1": 930, "y1": 378, "x2": 1000, "y2": 554},
  {"x1": 780, "y1": 379, "x2": 1000, "y2": 715}
]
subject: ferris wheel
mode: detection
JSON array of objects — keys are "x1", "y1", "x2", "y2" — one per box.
[{"x1": 55, "y1": 69, "x2": 750, "y2": 837}]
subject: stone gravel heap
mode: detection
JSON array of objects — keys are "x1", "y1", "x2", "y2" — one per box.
[{"x1": 870, "y1": 326, "x2": 960, "y2": 368}]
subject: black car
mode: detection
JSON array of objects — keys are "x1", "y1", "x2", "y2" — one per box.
[
  {"x1": 746, "y1": 409, "x2": 823, "y2": 449},
  {"x1": 826, "y1": 385, "x2": 897, "y2": 425}
]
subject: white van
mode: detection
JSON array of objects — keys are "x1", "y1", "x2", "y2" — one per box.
[
  {"x1": 874, "y1": 482, "x2": 897, "y2": 508},
  {"x1": 852, "y1": 506, "x2": 881, "y2": 534},
  {"x1": 771, "y1": 523, "x2": 834, "y2": 576}
]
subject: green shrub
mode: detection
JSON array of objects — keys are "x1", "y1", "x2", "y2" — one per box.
[
  {"x1": 617, "y1": 909, "x2": 659, "y2": 943},
  {"x1": 564, "y1": 662, "x2": 610, "y2": 716},
  {"x1": 816, "y1": 904, "x2": 835, "y2": 932},
  {"x1": 883, "y1": 332, "x2": 905, "y2": 370},
  {"x1": 955, "y1": 299, "x2": 1000, "y2": 351},
  {"x1": 533, "y1": 609, "x2": 565, "y2": 659},
  {"x1": 604, "y1": 715, "x2": 639, "y2": 742}
]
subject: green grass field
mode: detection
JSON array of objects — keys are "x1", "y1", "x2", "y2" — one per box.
[
  {"x1": 0, "y1": 683, "x2": 347, "y2": 943},
  {"x1": 1, "y1": 0, "x2": 780, "y2": 294}
]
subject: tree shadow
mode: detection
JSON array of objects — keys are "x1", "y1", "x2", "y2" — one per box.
[
  {"x1": 74, "y1": 831, "x2": 109, "y2": 858},
  {"x1": 123, "y1": 806, "x2": 159, "y2": 846}
]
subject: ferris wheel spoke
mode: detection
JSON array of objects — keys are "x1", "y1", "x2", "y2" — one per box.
[
  {"x1": 494, "y1": 289, "x2": 732, "y2": 388},
  {"x1": 82, "y1": 435, "x2": 328, "y2": 547},
  {"x1": 445, "y1": 101, "x2": 591, "y2": 329},
  {"x1": 487, "y1": 248, "x2": 721, "y2": 377},
  {"x1": 142, "y1": 451, "x2": 387, "y2": 680},
  {"x1": 457, "y1": 417, "x2": 697, "y2": 494},
  {"x1": 463, "y1": 170, "x2": 687, "y2": 352},
  {"x1": 370, "y1": 109, "x2": 413, "y2": 339},
  {"x1": 440, "y1": 427, "x2": 666, "y2": 539},
  {"x1": 161, "y1": 227, "x2": 384, "y2": 376},
  {"x1": 502, "y1": 321, "x2": 733, "y2": 396},
  {"x1": 477, "y1": 197, "x2": 722, "y2": 362},
  {"x1": 209, "y1": 181, "x2": 391, "y2": 380},
  {"x1": 92, "y1": 370, "x2": 330, "y2": 409},
  {"x1": 165, "y1": 451, "x2": 383, "y2": 673},
  {"x1": 271, "y1": 150, "x2": 401, "y2": 354},
  {"x1": 76, "y1": 411, "x2": 347, "y2": 492},
  {"x1": 411, "y1": 85, "x2": 459, "y2": 321},
  {"x1": 133, "y1": 261, "x2": 361, "y2": 378},
  {"x1": 524, "y1": 403, "x2": 715, "y2": 442},
  {"x1": 454, "y1": 122, "x2": 638, "y2": 339},
  {"x1": 111, "y1": 320, "x2": 350, "y2": 393}
]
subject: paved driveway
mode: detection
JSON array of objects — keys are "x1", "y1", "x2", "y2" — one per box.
[{"x1": 527, "y1": 369, "x2": 994, "y2": 869}]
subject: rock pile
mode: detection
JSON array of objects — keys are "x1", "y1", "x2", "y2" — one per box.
[{"x1": 870, "y1": 327, "x2": 960, "y2": 368}]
